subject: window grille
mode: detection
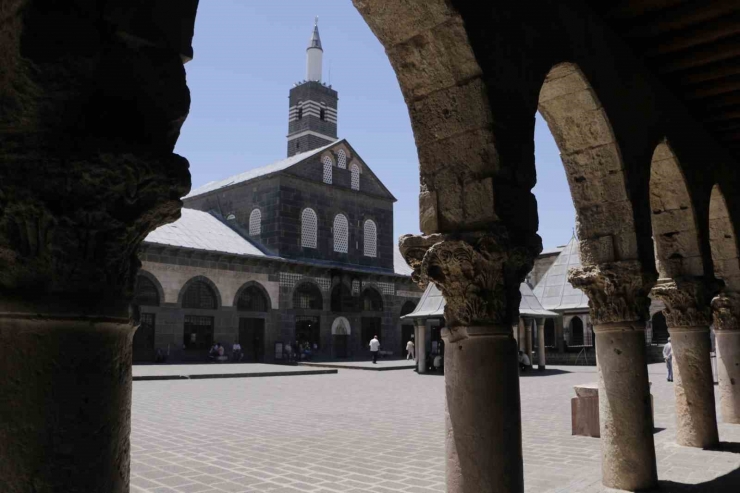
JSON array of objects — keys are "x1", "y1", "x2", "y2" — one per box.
[
  {"x1": 237, "y1": 285, "x2": 269, "y2": 312},
  {"x1": 337, "y1": 149, "x2": 347, "y2": 169},
  {"x1": 249, "y1": 209, "x2": 261, "y2": 236},
  {"x1": 301, "y1": 208, "x2": 318, "y2": 248},
  {"x1": 183, "y1": 315, "x2": 214, "y2": 349},
  {"x1": 182, "y1": 280, "x2": 217, "y2": 309},
  {"x1": 333, "y1": 214, "x2": 348, "y2": 253},
  {"x1": 322, "y1": 156, "x2": 333, "y2": 184},
  {"x1": 294, "y1": 284, "x2": 323, "y2": 310},
  {"x1": 134, "y1": 276, "x2": 159, "y2": 306},
  {"x1": 363, "y1": 219, "x2": 377, "y2": 257},
  {"x1": 350, "y1": 163, "x2": 360, "y2": 190}
]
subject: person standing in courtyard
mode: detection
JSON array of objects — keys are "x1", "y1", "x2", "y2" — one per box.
[
  {"x1": 663, "y1": 337, "x2": 673, "y2": 382},
  {"x1": 406, "y1": 339, "x2": 415, "y2": 360},
  {"x1": 369, "y1": 335, "x2": 380, "y2": 364}
]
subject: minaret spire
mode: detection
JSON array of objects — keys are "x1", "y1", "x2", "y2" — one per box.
[{"x1": 306, "y1": 17, "x2": 323, "y2": 81}]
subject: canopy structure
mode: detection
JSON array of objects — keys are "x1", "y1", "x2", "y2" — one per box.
[
  {"x1": 402, "y1": 282, "x2": 557, "y2": 321},
  {"x1": 532, "y1": 236, "x2": 590, "y2": 312}
]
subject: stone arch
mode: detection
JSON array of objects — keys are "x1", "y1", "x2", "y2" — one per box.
[
  {"x1": 362, "y1": 286, "x2": 384, "y2": 312},
  {"x1": 233, "y1": 281, "x2": 272, "y2": 312},
  {"x1": 400, "y1": 300, "x2": 417, "y2": 318},
  {"x1": 569, "y1": 315, "x2": 584, "y2": 346},
  {"x1": 292, "y1": 281, "x2": 323, "y2": 310},
  {"x1": 331, "y1": 282, "x2": 355, "y2": 312},
  {"x1": 538, "y1": 62, "x2": 637, "y2": 264},
  {"x1": 709, "y1": 185, "x2": 740, "y2": 291},
  {"x1": 178, "y1": 275, "x2": 222, "y2": 309},
  {"x1": 649, "y1": 141, "x2": 704, "y2": 278},
  {"x1": 331, "y1": 316, "x2": 351, "y2": 335},
  {"x1": 651, "y1": 311, "x2": 669, "y2": 345},
  {"x1": 134, "y1": 270, "x2": 164, "y2": 307}
]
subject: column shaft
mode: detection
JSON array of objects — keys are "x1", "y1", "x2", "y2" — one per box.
[
  {"x1": 669, "y1": 327, "x2": 719, "y2": 446},
  {"x1": 525, "y1": 319, "x2": 533, "y2": 366},
  {"x1": 537, "y1": 319, "x2": 546, "y2": 370},
  {"x1": 416, "y1": 323, "x2": 427, "y2": 374},
  {"x1": 0, "y1": 316, "x2": 134, "y2": 493},
  {"x1": 444, "y1": 326, "x2": 523, "y2": 493},
  {"x1": 716, "y1": 330, "x2": 740, "y2": 423},
  {"x1": 595, "y1": 324, "x2": 657, "y2": 491}
]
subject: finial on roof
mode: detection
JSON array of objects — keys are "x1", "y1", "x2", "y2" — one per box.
[
  {"x1": 315, "y1": 15, "x2": 319, "y2": 27},
  {"x1": 308, "y1": 17, "x2": 322, "y2": 51}
]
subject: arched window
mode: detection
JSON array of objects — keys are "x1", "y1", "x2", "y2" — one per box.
[
  {"x1": 134, "y1": 275, "x2": 160, "y2": 306},
  {"x1": 350, "y1": 163, "x2": 360, "y2": 190},
  {"x1": 301, "y1": 208, "x2": 318, "y2": 248},
  {"x1": 363, "y1": 219, "x2": 377, "y2": 257},
  {"x1": 322, "y1": 155, "x2": 333, "y2": 184},
  {"x1": 249, "y1": 208, "x2": 261, "y2": 236},
  {"x1": 293, "y1": 283, "x2": 323, "y2": 310},
  {"x1": 570, "y1": 316, "x2": 584, "y2": 346},
  {"x1": 237, "y1": 285, "x2": 269, "y2": 312},
  {"x1": 182, "y1": 280, "x2": 217, "y2": 310},
  {"x1": 333, "y1": 214, "x2": 348, "y2": 253},
  {"x1": 362, "y1": 288, "x2": 383, "y2": 312},
  {"x1": 331, "y1": 283, "x2": 356, "y2": 312},
  {"x1": 337, "y1": 149, "x2": 347, "y2": 169},
  {"x1": 651, "y1": 312, "x2": 669, "y2": 345}
]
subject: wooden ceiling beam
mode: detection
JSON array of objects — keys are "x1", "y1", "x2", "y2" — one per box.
[
  {"x1": 645, "y1": 13, "x2": 740, "y2": 57},
  {"x1": 675, "y1": 57, "x2": 740, "y2": 85},
  {"x1": 620, "y1": 0, "x2": 740, "y2": 38},
  {"x1": 684, "y1": 77, "x2": 740, "y2": 100},
  {"x1": 656, "y1": 36, "x2": 740, "y2": 74}
]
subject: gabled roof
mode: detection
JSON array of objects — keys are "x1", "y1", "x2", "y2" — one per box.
[
  {"x1": 402, "y1": 282, "x2": 557, "y2": 320},
  {"x1": 393, "y1": 244, "x2": 413, "y2": 276},
  {"x1": 145, "y1": 209, "x2": 266, "y2": 257},
  {"x1": 184, "y1": 142, "x2": 336, "y2": 199},
  {"x1": 532, "y1": 236, "x2": 589, "y2": 311}
]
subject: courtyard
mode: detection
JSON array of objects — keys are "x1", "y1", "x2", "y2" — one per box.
[{"x1": 130, "y1": 364, "x2": 740, "y2": 493}]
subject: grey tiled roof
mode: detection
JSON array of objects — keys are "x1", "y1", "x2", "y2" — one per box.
[
  {"x1": 532, "y1": 236, "x2": 590, "y2": 311},
  {"x1": 402, "y1": 282, "x2": 557, "y2": 320},
  {"x1": 184, "y1": 142, "x2": 337, "y2": 199},
  {"x1": 393, "y1": 244, "x2": 413, "y2": 276},
  {"x1": 145, "y1": 209, "x2": 266, "y2": 257}
]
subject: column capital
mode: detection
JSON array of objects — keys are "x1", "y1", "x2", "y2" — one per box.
[
  {"x1": 712, "y1": 291, "x2": 740, "y2": 332},
  {"x1": 399, "y1": 228, "x2": 536, "y2": 329},
  {"x1": 651, "y1": 278, "x2": 714, "y2": 328},
  {"x1": 569, "y1": 260, "x2": 656, "y2": 325}
]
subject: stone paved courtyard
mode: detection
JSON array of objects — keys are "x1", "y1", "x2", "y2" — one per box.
[{"x1": 131, "y1": 363, "x2": 740, "y2": 493}]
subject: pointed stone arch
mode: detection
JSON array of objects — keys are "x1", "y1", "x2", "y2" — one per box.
[
  {"x1": 709, "y1": 185, "x2": 740, "y2": 291},
  {"x1": 648, "y1": 141, "x2": 704, "y2": 279},
  {"x1": 538, "y1": 62, "x2": 637, "y2": 264}
]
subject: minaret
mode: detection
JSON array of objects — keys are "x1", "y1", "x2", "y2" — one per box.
[{"x1": 287, "y1": 18, "x2": 338, "y2": 157}]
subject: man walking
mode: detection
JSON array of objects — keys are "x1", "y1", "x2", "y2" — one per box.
[
  {"x1": 406, "y1": 339, "x2": 415, "y2": 360},
  {"x1": 663, "y1": 337, "x2": 673, "y2": 382},
  {"x1": 369, "y1": 335, "x2": 380, "y2": 364}
]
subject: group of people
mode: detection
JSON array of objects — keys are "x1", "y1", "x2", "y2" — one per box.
[
  {"x1": 284, "y1": 341, "x2": 318, "y2": 362},
  {"x1": 207, "y1": 342, "x2": 245, "y2": 363}
]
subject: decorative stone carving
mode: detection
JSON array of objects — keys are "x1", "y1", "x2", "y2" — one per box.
[
  {"x1": 569, "y1": 260, "x2": 655, "y2": 325},
  {"x1": 712, "y1": 291, "x2": 740, "y2": 332},
  {"x1": 399, "y1": 229, "x2": 535, "y2": 328},
  {"x1": 651, "y1": 278, "x2": 713, "y2": 328}
]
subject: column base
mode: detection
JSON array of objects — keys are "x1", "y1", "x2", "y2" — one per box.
[
  {"x1": 0, "y1": 314, "x2": 134, "y2": 493},
  {"x1": 716, "y1": 330, "x2": 740, "y2": 424}
]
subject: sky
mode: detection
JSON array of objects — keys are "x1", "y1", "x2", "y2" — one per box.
[{"x1": 176, "y1": 0, "x2": 576, "y2": 251}]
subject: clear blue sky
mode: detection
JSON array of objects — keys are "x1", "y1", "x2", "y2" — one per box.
[{"x1": 176, "y1": 0, "x2": 576, "y2": 250}]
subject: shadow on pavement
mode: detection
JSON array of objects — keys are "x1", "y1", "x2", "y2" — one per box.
[
  {"x1": 647, "y1": 467, "x2": 740, "y2": 492},
  {"x1": 519, "y1": 369, "x2": 571, "y2": 377},
  {"x1": 705, "y1": 441, "x2": 740, "y2": 455}
]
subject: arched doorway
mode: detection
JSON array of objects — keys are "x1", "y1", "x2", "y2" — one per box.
[
  {"x1": 361, "y1": 287, "x2": 383, "y2": 353},
  {"x1": 181, "y1": 278, "x2": 219, "y2": 353},
  {"x1": 651, "y1": 312, "x2": 669, "y2": 345},
  {"x1": 332, "y1": 316, "x2": 351, "y2": 359},
  {"x1": 293, "y1": 283, "x2": 323, "y2": 351},
  {"x1": 236, "y1": 284, "x2": 270, "y2": 362},
  {"x1": 570, "y1": 316, "x2": 584, "y2": 346}
]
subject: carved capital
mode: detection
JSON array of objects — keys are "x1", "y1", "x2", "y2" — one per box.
[
  {"x1": 712, "y1": 291, "x2": 740, "y2": 332},
  {"x1": 569, "y1": 260, "x2": 655, "y2": 325},
  {"x1": 399, "y1": 228, "x2": 536, "y2": 329},
  {"x1": 651, "y1": 278, "x2": 713, "y2": 328}
]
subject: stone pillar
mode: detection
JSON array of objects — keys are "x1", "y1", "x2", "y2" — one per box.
[
  {"x1": 0, "y1": 4, "x2": 196, "y2": 491},
  {"x1": 537, "y1": 319, "x2": 546, "y2": 370},
  {"x1": 712, "y1": 292, "x2": 740, "y2": 424},
  {"x1": 570, "y1": 261, "x2": 658, "y2": 491},
  {"x1": 525, "y1": 318, "x2": 534, "y2": 365},
  {"x1": 653, "y1": 279, "x2": 719, "y2": 448},
  {"x1": 415, "y1": 322, "x2": 427, "y2": 373},
  {"x1": 401, "y1": 231, "x2": 531, "y2": 493}
]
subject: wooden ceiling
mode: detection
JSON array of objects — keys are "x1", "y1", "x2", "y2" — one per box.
[{"x1": 588, "y1": 0, "x2": 740, "y2": 161}]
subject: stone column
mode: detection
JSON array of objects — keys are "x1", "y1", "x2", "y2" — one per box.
[
  {"x1": 653, "y1": 279, "x2": 719, "y2": 448},
  {"x1": 537, "y1": 319, "x2": 546, "y2": 370},
  {"x1": 401, "y1": 231, "x2": 531, "y2": 493},
  {"x1": 712, "y1": 292, "x2": 740, "y2": 424},
  {"x1": 415, "y1": 321, "x2": 427, "y2": 373},
  {"x1": 525, "y1": 318, "x2": 534, "y2": 365},
  {"x1": 570, "y1": 261, "x2": 658, "y2": 491},
  {"x1": 0, "y1": 4, "x2": 195, "y2": 490}
]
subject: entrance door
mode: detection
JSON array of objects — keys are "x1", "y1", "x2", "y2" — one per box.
[
  {"x1": 239, "y1": 318, "x2": 265, "y2": 362},
  {"x1": 133, "y1": 313, "x2": 155, "y2": 362},
  {"x1": 295, "y1": 316, "x2": 320, "y2": 351},
  {"x1": 333, "y1": 335, "x2": 348, "y2": 358},
  {"x1": 401, "y1": 325, "x2": 414, "y2": 357},
  {"x1": 361, "y1": 317, "x2": 381, "y2": 353}
]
